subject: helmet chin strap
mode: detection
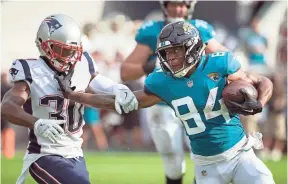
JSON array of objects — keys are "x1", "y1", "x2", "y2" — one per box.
[
  {"x1": 174, "y1": 44, "x2": 207, "y2": 78},
  {"x1": 51, "y1": 58, "x2": 71, "y2": 72},
  {"x1": 174, "y1": 62, "x2": 196, "y2": 78}
]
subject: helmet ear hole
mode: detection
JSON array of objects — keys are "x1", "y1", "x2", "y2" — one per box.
[{"x1": 38, "y1": 38, "x2": 42, "y2": 43}]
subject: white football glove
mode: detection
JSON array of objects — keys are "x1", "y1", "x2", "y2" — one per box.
[
  {"x1": 112, "y1": 84, "x2": 139, "y2": 114},
  {"x1": 34, "y1": 119, "x2": 65, "y2": 143}
]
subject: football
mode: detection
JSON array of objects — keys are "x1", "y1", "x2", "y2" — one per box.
[{"x1": 222, "y1": 80, "x2": 258, "y2": 108}]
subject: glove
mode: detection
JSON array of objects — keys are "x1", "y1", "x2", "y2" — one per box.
[
  {"x1": 34, "y1": 119, "x2": 65, "y2": 143},
  {"x1": 54, "y1": 71, "x2": 76, "y2": 98},
  {"x1": 142, "y1": 59, "x2": 156, "y2": 75},
  {"x1": 226, "y1": 88, "x2": 262, "y2": 116},
  {"x1": 112, "y1": 84, "x2": 139, "y2": 114}
]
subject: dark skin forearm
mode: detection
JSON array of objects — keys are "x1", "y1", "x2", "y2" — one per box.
[
  {"x1": 66, "y1": 89, "x2": 162, "y2": 111},
  {"x1": 251, "y1": 74, "x2": 273, "y2": 106},
  {"x1": 67, "y1": 91, "x2": 116, "y2": 111},
  {"x1": 1, "y1": 89, "x2": 38, "y2": 129}
]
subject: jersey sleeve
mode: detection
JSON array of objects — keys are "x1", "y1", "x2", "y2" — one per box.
[
  {"x1": 144, "y1": 69, "x2": 164, "y2": 98},
  {"x1": 135, "y1": 21, "x2": 158, "y2": 52},
  {"x1": 8, "y1": 59, "x2": 33, "y2": 86},
  {"x1": 207, "y1": 52, "x2": 241, "y2": 76},
  {"x1": 226, "y1": 52, "x2": 241, "y2": 75},
  {"x1": 83, "y1": 51, "x2": 98, "y2": 75},
  {"x1": 191, "y1": 19, "x2": 216, "y2": 43}
]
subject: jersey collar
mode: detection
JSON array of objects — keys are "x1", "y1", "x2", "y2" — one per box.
[{"x1": 40, "y1": 56, "x2": 67, "y2": 76}]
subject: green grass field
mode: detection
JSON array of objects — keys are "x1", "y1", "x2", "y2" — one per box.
[{"x1": 1, "y1": 152, "x2": 287, "y2": 184}]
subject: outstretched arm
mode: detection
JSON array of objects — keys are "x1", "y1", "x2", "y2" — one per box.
[
  {"x1": 65, "y1": 89, "x2": 162, "y2": 111},
  {"x1": 134, "y1": 89, "x2": 163, "y2": 108},
  {"x1": 66, "y1": 92, "x2": 116, "y2": 110}
]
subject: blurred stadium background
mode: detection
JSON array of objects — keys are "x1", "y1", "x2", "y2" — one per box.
[{"x1": 1, "y1": 1, "x2": 287, "y2": 184}]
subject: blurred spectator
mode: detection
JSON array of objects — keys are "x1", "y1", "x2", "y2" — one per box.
[
  {"x1": 260, "y1": 10, "x2": 287, "y2": 162},
  {"x1": 83, "y1": 106, "x2": 109, "y2": 151},
  {"x1": 240, "y1": 14, "x2": 271, "y2": 139},
  {"x1": 81, "y1": 23, "x2": 109, "y2": 151},
  {"x1": 112, "y1": 80, "x2": 143, "y2": 148},
  {"x1": 91, "y1": 14, "x2": 136, "y2": 65},
  {"x1": 240, "y1": 17, "x2": 269, "y2": 137},
  {"x1": 276, "y1": 10, "x2": 287, "y2": 71},
  {"x1": 88, "y1": 14, "x2": 147, "y2": 149},
  {"x1": 213, "y1": 22, "x2": 240, "y2": 52},
  {"x1": 244, "y1": 18, "x2": 269, "y2": 71},
  {"x1": 82, "y1": 23, "x2": 96, "y2": 53},
  {"x1": 239, "y1": 6, "x2": 287, "y2": 162},
  {"x1": 1, "y1": 72, "x2": 15, "y2": 159}
]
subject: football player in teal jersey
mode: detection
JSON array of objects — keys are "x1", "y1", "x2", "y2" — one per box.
[
  {"x1": 56, "y1": 21, "x2": 275, "y2": 184},
  {"x1": 120, "y1": 1, "x2": 227, "y2": 183},
  {"x1": 121, "y1": 0, "x2": 228, "y2": 81}
]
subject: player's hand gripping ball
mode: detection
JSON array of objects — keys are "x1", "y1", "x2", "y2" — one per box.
[{"x1": 222, "y1": 80, "x2": 262, "y2": 116}]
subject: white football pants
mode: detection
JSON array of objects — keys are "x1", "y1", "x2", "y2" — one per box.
[
  {"x1": 146, "y1": 105, "x2": 191, "y2": 179},
  {"x1": 195, "y1": 149, "x2": 275, "y2": 184}
]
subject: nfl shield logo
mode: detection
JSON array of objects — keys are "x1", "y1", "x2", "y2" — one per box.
[
  {"x1": 201, "y1": 170, "x2": 207, "y2": 176},
  {"x1": 187, "y1": 80, "x2": 193, "y2": 88}
]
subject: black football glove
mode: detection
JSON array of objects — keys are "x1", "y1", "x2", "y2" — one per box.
[
  {"x1": 226, "y1": 88, "x2": 262, "y2": 116},
  {"x1": 142, "y1": 59, "x2": 156, "y2": 75},
  {"x1": 54, "y1": 71, "x2": 75, "y2": 98}
]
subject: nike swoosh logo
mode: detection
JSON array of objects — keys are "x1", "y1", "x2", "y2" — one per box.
[{"x1": 243, "y1": 109, "x2": 253, "y2": 113}]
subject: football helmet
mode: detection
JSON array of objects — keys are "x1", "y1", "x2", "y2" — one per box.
[
  {"x1": 156, "y1": 21, "x2": 206, "y2": 78},
  {"x1": 35, "y1": 14, "x2": 83, "y2": 72},
  {"x1": 160, "y1": 0, "x2": 197, "y2": 22}
]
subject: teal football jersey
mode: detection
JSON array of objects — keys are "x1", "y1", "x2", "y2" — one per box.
[
  {"x1": 135, "y1": 19, "x2": 216, "y2": 60},
  {"x1": 145, "y1": 52, "x2": 245, "y2": 156}
]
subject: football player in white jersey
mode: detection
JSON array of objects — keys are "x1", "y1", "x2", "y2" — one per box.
[{"x1": 1, "y1": 14, "x2": 138, "y2": 184}]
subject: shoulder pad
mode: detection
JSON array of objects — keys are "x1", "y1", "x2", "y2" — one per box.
[
  {"x1": 9, "y1": 59, "x2": 33, "y2": 84},
  {"x1": 135, "y1": 20, "x2": 163, "y2": 52},
  {"x1": 206, "y1": 51, "x2": 240, "y2": 76},
  {"x1": 190, "y1": 19, "x2": 216, "y2": 43},
  {"x1": 226, "y1": 52, "x2": 241, "y2": 75}
]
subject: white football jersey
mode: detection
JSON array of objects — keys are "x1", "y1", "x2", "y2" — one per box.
[{"x1": 9, "y1": 52, "x2": 97, "y2": 158}]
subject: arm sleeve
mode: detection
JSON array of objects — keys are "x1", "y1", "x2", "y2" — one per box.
[
  {"x1": 83, "y1": 51, "x2": 98, "y2": 75},
  {"x1": 144, "y1": 71, "x2": 162, "y2": 97},
  {"x1": 135, "y1": 21, "x2": 158, "y2": 52},
  {"x1": 226, "y1": 52, "x2": 241, "y2": 75},
  {"x1": 9, "y1": 60, "x2": 33, "y2": 86},
  {"x1": 89, "y1": 74, "x2": 116, "y2": 94}
]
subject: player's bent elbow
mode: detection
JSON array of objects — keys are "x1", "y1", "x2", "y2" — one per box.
[
  {"x1": 264, "y1": 76, "x2": 273, "y2": 92},
  {"x1": 260, "y1": 76, "x2": 273, "y2": 88},
  {"x1": 258, "y1": 76, "x2": 274, "y2": 103}
]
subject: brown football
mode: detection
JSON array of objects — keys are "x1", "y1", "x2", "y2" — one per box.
[{"x1": 222, "y1": 80, "x2": 258, "y2": 108}]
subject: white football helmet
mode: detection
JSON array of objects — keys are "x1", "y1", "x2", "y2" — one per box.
[{"x1": 35, "y1": 14, "x2": 83, "y2": 72}]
